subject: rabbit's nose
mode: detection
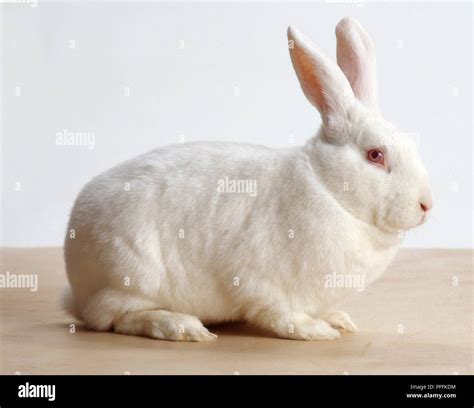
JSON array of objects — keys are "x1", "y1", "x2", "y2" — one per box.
[{"x1": 420, "y1": 198, "x2": 433, "y2": 213}]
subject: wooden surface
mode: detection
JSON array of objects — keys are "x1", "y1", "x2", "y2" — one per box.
[{"x1": 0, "y1": 248, "x2": 472, "y2": 374}]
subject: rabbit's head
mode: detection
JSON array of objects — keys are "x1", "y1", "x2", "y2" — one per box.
[{"x1": 288, "y1": 18, "x2": 433, "y2": 233}]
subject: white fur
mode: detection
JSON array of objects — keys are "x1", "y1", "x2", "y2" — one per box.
[{"x1": 63, "y1": 18, "x2": 432, "y2": 341}]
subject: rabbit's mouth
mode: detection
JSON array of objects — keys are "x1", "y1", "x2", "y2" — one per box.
[
  {"x1": 375, "y1": 213, "x2": 420, "y2": 234},
  {"x1": 417, "y1": 212, "x2": 429, "y2": 227},
  {"x1": 374, "y1": 193, "x2": 431, "y2": 233}
]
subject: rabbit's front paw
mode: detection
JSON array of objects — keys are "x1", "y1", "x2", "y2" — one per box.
[{"x1": 324, "y1": 311, "x2": 357, "y2": 333}]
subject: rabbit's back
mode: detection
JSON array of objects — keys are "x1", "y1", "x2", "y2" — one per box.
[{"x1": 64, "y1": 141, "x2": 306, "y2": 323}]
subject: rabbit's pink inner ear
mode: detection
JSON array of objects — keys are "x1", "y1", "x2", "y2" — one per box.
[
  {"x1": 288, "y1": 26, "x2": 354, "y2": 122},
  {"x1": 335, "y1": 17, "x2": 378, "y2": 109},
  {"x1": 289, "y1": 44, "x2": 328, "y2": 116}
]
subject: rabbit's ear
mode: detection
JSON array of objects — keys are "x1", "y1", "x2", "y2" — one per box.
[
  {"x1": 336, "y1": 17, "x2": 378, "y2": 109},
  {"x1": 288, "y1": 26, "x2": 355, "y2": 123}
]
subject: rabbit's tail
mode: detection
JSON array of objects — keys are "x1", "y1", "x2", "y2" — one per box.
[{"x1": 62, "y1": 288, "x2": 161, "y2": 331}]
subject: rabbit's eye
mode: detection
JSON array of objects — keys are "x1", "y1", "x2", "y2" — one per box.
[{"x1": 367, "y1": 149, "x2": 385, "y2": 166}]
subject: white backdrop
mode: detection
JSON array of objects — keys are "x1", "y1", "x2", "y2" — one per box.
[{"x1": 1, "y1": 1, "x2": 472, "y2": 247}]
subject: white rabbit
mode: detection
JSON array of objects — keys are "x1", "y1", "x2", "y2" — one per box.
[{"x1": 63, "y1": 17, "x2": 433, "y2": 341}]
